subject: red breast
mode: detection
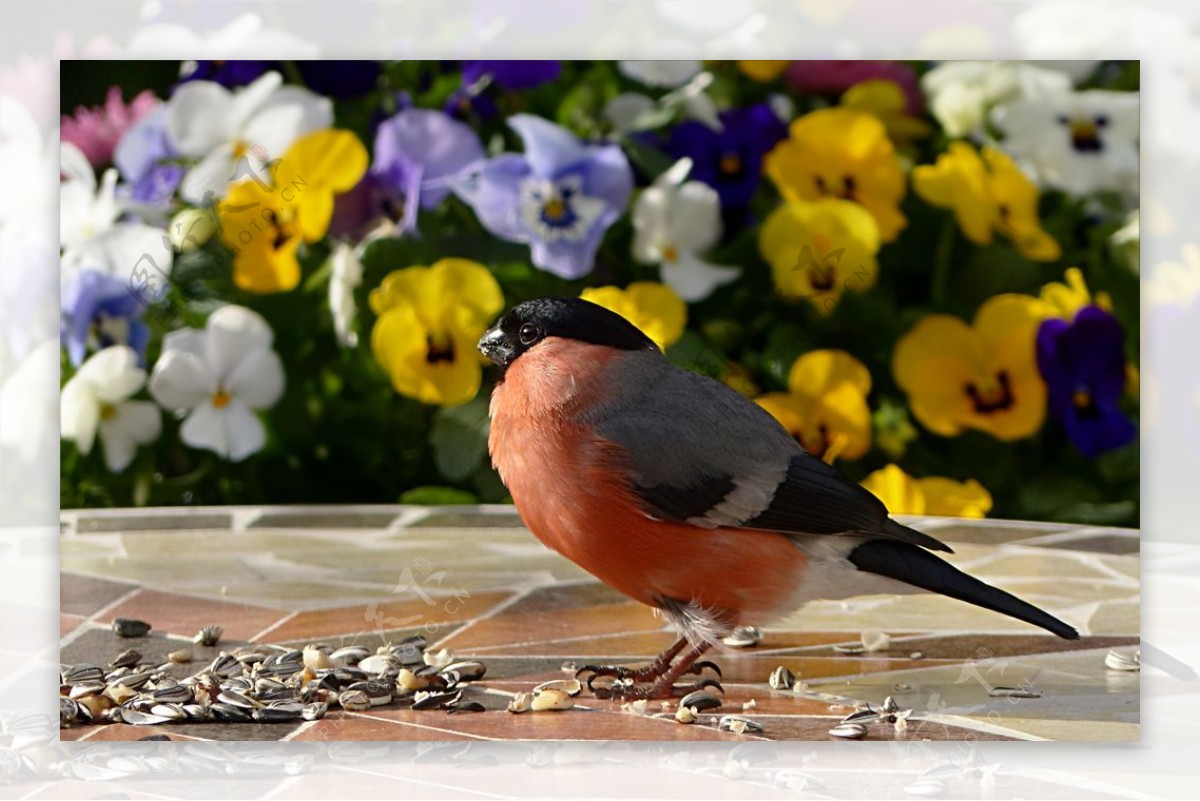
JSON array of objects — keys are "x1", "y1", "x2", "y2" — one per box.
[{"x1": 489, "y1": 339, "x2": 808, "y2": 625}]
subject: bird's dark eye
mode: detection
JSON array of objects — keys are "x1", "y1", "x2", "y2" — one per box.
[{"x1": 518, "y1": 322, "x2": 541, "y2": 345}]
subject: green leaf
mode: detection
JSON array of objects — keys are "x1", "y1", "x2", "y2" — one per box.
[
  {"x1": 430, "y1": 396, "x2": 491, "y2": 481},
  {"x1": 1049, "y1": 500, "x2": 1138, "y2": 526},
  {"x1": 1016, "y1": 474, "x2": 1101, "y2": 519},
  {"x1": 666, "y1": 330, "x2": 727, "y2": 379},
  {"x1": 400, "y1": 486, "x2": 479, "y2": 505}
]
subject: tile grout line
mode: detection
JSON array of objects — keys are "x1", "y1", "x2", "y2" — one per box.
[
  {"x1": 278, "y1": 719, "x2": 317, "y2": 742},
  {"x1": 248, "y1": 610, "x2": 300, "y2": 643},
  {"x1": 59, "y1": 585, "x2": 147, "y2": 648},
  {"x1": 341, "y1": 710, "x2": 495, "y2": 740},
  {"x1": 428, "y1": 583, "x2": 546, "y2": 651}
]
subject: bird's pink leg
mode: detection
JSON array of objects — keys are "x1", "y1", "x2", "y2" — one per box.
[
  {"x1": 586, "y1": 641, "x2": 723, "y2": 701},
  {"x1": 575, "y1": 636, "x2": 690, "y2": 684}
]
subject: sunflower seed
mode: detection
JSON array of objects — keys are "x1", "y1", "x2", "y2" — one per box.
[
  {"x1": 108, "y1": 649, "x2": 142, "y2": 669},
  {"x1": 68, "y1": 681, "x2": 105, "y2": 700},
  {"x1": 330, "y1": 646, "x2": 370, "y2": 666},
  {"x1": 768, "y1": 666, "x2": 795, "y2": 690},
  {"x1": 422, "y1": 648, "x2": 452, "y2": 669},
  {"x1": 675, "y1": 705, "x2": 698, "y2": 724},
  {"x1": 441, "y1": 660, "x2": 486, "y2": 682},
  {"x1": 168, "y1": 649, "x2": 193, "y2": 664},
  {"x1": 302, "y1": 702, "x2": 328, "y2": 721},
  {"x1": 211, "y1": 703, "x2": 251, "y2": 722},
  {"x1": 77, "y1": 694, "x2": 112, "y2": 719},
  {"x1": 833, "y1": 643, "x2": 866, "y2": 655},
  {"x1": 910, "y1": 651, "x2": 925, "y2": 660},
  {"x1": 182, "y1": 704, "x2": 208, "y2": 720},
  {"x1": 149, "y1": 704, "x2": 187, "y2": 721},
  {"x1": 112, "y1": 618, "x2": 152, "y2": 638},
  {"x1": 60, "y1": 698, "x2": 81, "y2": 726},
  {"x1": 138, "y1": 734, "x2": 172, "y2": 741},
  {"x1": 346, "y1": 680, "x2": 393, "y2": 706},
  {"x1": 987, "y1": 686, "x2": 1041, "y2": 699},
  {"x1": 413, "y1": 689, "x2": 463, "y2": 711},
  {"x1": 508, "y1": 692, "x2": 533, "y2": 713},
  {"x1": 842, "y1": 707, "x2": 882, "y2": 724},
  {"x1": 722, "y1": 626, "x2": 761, "y2": 648},
  {"x1": 357, "y1": 654, "x2": 400, "y2": 676},
  {"x1": 679, "y1": 690, "x2": 723, "y2": 711},
  {"x1": 208, "y1": 654, "x2": 241, "y2": 679},
  {"x1": 829, "y1": 722, "x2": 868, "y2": 739},
  {"x1": 447, "y1": 701, "x2": 487, "y2": 714},
  {"x1": 118, "y1": 709, "x2": 171, "y2": 726},
  {"x1": 64, "y1": 664, "x2": 104, "y2": 684},
  {"x1": 107, "y1": 671, "x2": 153, "y2": 690},
  {"x1": 193, "y1": 625, "x2": 224, "y2": 647},
  {"x1": 217, "y1": 690, "x2": 257, "y2": 709},
  {"x1": 151, "y1": 684, "x2": 193, "y2": 704},
  {"x1": 718, "y1": 715, "x2": 762, "y2": 734},
  {"x1": 532, "y1": 679, "x2": 582, "y2": 697},
  {"x1": 253, "y1": 702, "x2": 303, "y2": 722},
  {"x1": 531, "y1": 688, "x2": 574, "y2": 712},
  {"x1": 395, "y1": 668, "x2": 433, "y2": 694},
  {"x1": 1105, "y1": 649, "x2": 1140, "y2": 671},
  {"x1": 338, "y1": 689, "x2": 372, "y2": 712},
  {"x1": 302, "y1": 644, "x2": 333, "y2": 671}
]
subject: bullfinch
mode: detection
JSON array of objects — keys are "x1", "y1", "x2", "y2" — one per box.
[{"x1": 478, "y1": 297, "x2": 1079, "y2": 700}]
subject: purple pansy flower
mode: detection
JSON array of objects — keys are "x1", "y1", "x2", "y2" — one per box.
[
  {"x1": 1036, "y1": 306, "x2": 1136, "y2": 458},
  {"x1": 178, "y1": 60, "x2": 273, "y2": 88},
  {"x1": 667, "y1": 103, "x2": 786, "y2": 210},
  {"x1": 370, "y1": 108, "x2": 486, "y2": 235},
  {"x1": 447, "y1": 61, "x2": 562, "y2": 120},
  {"x1": 461, "y1": 60, "x2": 561, "y2": 90},
  {"x1": 61, "y1": 270, "x2": 151, "y2": 367},
  {"x1": 452, "y1": 114, "x2": 633, "y2": 279},
  {"x1": 113, "y1": 106, "x2": 183, "y2": 206}
]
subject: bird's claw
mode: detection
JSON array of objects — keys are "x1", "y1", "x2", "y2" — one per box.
[{"x1": 688, "y1": 660, "x2": 722, "y2": 678}]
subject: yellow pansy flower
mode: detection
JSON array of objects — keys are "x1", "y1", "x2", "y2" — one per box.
[
  {"x1": 759, "y1": 199, "x2": 880, "y2": 315},
  {"x1": 861, "y1": 464, "x2": 993, "y2": 518},
  {"x1": 738, "y1": 60, "x2": 790, "y2": 82},
  {"x1": 370, "y1": 259, "x2": 503, "y2": 406},
  {"x1": 764, "y1": 107, "x2": 908, "y2": 242},
  {"x1": 756, "y1": 350, "x2": 873, "y2": 463},
  {"x1": 219, "y1": 129, "x2": 368, "y2": 293},
  {"x1": 841, "y1": 79, "x2": 932, "y2": 147},
  {"x1": 912, "y1": 142, "x2": 1061, "y2": 262},
  {"x1": 1039, "y1": 266, "x2": 1113, "y2": 318},
  {"x1": 580, "y1": 282, "x2": 686, "y2": 351},
  {"x1": 893, "y1": 294, "x2": 1053, "y2": 441}
]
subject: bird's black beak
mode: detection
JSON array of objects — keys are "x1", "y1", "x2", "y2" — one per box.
[{"x1": 478, "y1": 327, "x2": 514, "y2": 368}]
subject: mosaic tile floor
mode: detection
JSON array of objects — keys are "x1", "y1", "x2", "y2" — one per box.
[{"x1": 59, "y1": 506, "x2": 1140, "y2": 742}]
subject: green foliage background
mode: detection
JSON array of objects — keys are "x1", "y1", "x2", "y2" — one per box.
[{"x1": 60, "y1": 60, "x2": 1139, "y2": 526}]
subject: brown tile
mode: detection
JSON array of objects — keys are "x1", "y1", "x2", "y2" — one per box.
[
  {"x1": 98, "y1": 589, "x2": 289, "y2": 642},
  {"x1": 502, "y1": 582, "x2": 632, "y2": 613},
  {"x1": 59, "y1": 573, "x2": 137, "y2": 616},
  {"x1": 60, "y1": 614, "x2": 85, "y2": 637},
  {"x1": 359, "y1": 705, "x2": 759, "y2": 741},
  {"x1": 439, "y1": 600, "x2": 665, "y2": 651},
  {"x1": 67, "y1": 723, "x2": 206, "y2": 742},
  {"x1": 290, "y1": 715, "x2": 480, "y2": 741},
  {"x1": 465, "y1": 629, "x2": 679, "y2": 658},
  {"x1": 885, "y1": 633, "x2": 1139, "y2": 661},
  {"x1": 263, "y1": 590, "x2": 512, "y2": 643}
]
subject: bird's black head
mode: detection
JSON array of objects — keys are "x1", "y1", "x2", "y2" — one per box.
[{"x1": 477, "y1": 297, "x2": 658, "y2": 369}]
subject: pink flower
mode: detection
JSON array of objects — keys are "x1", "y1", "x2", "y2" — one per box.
[
  {"x1": 784, "y1": 60, "x2": 924, "y2": 113},
  {"x1": 60, "y1": 86, "x2": 159, "y2": 169}
]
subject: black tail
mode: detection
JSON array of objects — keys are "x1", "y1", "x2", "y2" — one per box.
[{"x1": 848, "y1": 539, "x2": 1080, "y2": 640}]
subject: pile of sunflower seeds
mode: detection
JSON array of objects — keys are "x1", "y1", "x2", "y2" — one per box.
[{"x1": 60, "y1": 626, "x2": 491, "y2": 729}]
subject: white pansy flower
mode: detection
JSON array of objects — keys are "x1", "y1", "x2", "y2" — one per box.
[
  {"x1": 328, "y1": 243, "x2": 363, "y2": 348},
  {"x1": 149, "y1": 306, "x2": 285, "y2": 462},
  {"x1": 60, "y1": 142, "x2": 121, "y2": 251},
  {"x1": 618, "y1": 60, "x2": 703, "y2": 88},
  {"x1": 992, "y1": 90, "x2": 1139, "y2": 197},
  {"x1": 605, "y1": 71, "x2": 719, "y2": 133},
  {"x1": 61, "y1": 345, "x2": 161, "y2": 472},
  {"x1": 921, "y1": 61, "x2": 1072, "y2": 139},
  {"x1": 1110, "y1": 210, "x2": 1139, "y2": 274},
  {"x1": 166, "y1": 70, "x2": 332, "y2": 204},
  {"x1": 632, "y1": 158, "x2": 739, "y2": 302}
]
